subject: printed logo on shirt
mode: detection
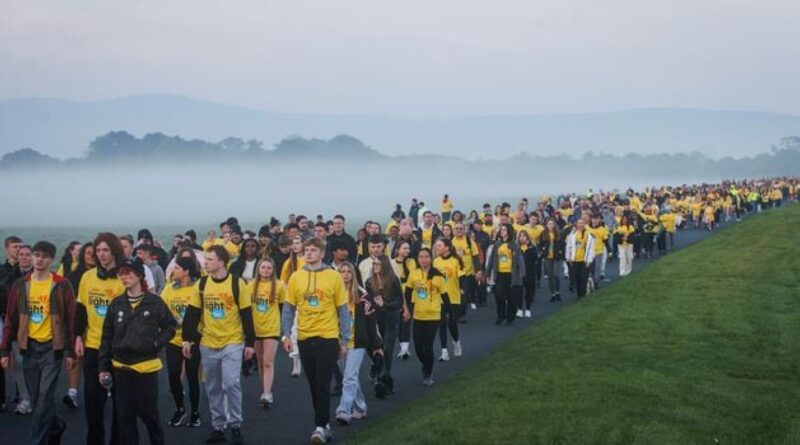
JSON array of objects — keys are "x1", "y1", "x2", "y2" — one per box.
[
  {"x1": 89, "y1": 293, "x2": 111, "y2": 317},
  {"x1": 171, "y1": 301, "x2": 188, "y2": 322},
  {"x1": 500, "y1": 254, "x2": 509, "y2": 263},
  {"x1": 415, "y1": 281, "x2": 429, "y2": 300},
  {"x1": 205, "y1": 292, "x2": 235, "y2": 320},
  {"x1": 29, "y1": 294, "x2": 48, "y2": 323},
  {"x1": 304, "y1": 290, "x2": 322, "y2": 308},
  {"x1": 256, "y1": 298, "x2": 269, "y2": 313}
]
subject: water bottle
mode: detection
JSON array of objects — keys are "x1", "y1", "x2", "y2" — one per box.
[{"x1": 100, "y1": 373, "x2": 113, "y2": 398}]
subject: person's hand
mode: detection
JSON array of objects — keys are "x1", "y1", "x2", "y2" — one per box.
[
  {"x1": 244, "y1": 346, "x2": 255, "y2": 360},
  {"x1": 402, "y1": 308, "x2": 411, "y2": 322},
  {"x1": 373, "y1": 295, "x2": 384, "y2": 308},
  {"x1": 373, "y1": 348, "x2": 384, "y2": 357},
  {"x1": 65, "y1": 357, "x2": 75, "y2": 370},
  {"x1": 182, "y1": 342, "x2": 192, "y2": 359},
  {"x1": 0, "y1": 357, "x2": 8, "y2": 369},
  {"x1": 98, "y1": 371, "x2": 111, "y2": 385},
  {"x1": 338, "y1": 345, "x2": 347, "y2": 360},
  {"x1": 282, "y1": 337, "x2": 293, "y2": 354},
  {"x1": 74, "y1": 336, "x2": 85, "y2": 358}
]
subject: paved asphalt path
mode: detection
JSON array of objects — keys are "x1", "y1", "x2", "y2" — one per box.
[{"x1": 0, "y1": 215, "x2": 753, "y2": 444}]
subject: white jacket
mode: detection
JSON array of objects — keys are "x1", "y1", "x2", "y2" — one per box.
[{"x1": 565, "y1": 229, "x2": 596, "y2": 264}]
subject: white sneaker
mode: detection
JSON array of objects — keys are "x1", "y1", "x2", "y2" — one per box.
[
  {"x1": 524, "y1": 310, "x2": 532, "y2": 319},
  {"x1": 15, "y1": 399, "x2": 32, "y2": 415},
  {"x1": 453, "y1": 341, "x2": 462, "y2": 357},
  {"x1": 516, "y1": 309, "x2": 524, "y2": 318},
  {"x1": 470, "y1": 303, "x2": 477, "y2": 310},
  {"x1": 310, "y1": 426, "x2": 328, "y2": 444},
  {"x1": 397, "y1": 342, "x2": 410, "y2": 359},
  {"x1": 439, "y1": 348, "x2": 450, "y2": 362}
]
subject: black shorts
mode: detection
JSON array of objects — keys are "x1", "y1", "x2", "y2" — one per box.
[{"x1": 256, "y1": 336, "x2": 280, "y2": 342}]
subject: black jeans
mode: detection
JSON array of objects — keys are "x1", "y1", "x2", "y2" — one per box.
[
  {"x1": 494, "y1": 273, "x2": 518, "y2": 321},
  {"x1": 23, "y1": 340, "x2": 63, "y2": 445},
  {"x1": 84, "y1": 348, "x2": 118, "y2": 445},
  {"x1": 572, "y1": 262, "x2": 589, "y2": 298},
  {"x1": 438, "y1": 297, "x2": 459, "y2": 348},
  {"x1": 165, "y1": 343, "x2": 201, "y2": 413},
  {"x1": 377, "y1": 308, "x2": 401, "y2": 389},
  {"x1": 113, "y1": 368, "x2": 163, "y2": 445},
  {"x1": 298, "y1": 337, "x2": 339, "y2": 428},
  {"x1": 412, "y1": 320, "x2": 438, "y2": 376}
]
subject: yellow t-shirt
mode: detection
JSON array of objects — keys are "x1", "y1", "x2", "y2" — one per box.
[
  {"x1": 78, "y1": 269, "x2": 125, "y2": 349},
  {"x1": 393, "y1": 258, "x2": 417, "y2": 290},
  {"x1": 407, "y1": 268, "x2": 446, "y2": 322},
  {"x1": 588, "y1": 226, "x2": 608, "y2": 255},
  {"x1": 451, "y1": 236, "x2": 478, "y2": 276},
  {"x1": 615, "y1": 225, "x2": 635, "y2": 247},
  {"x1": 249, "y1": 279, "x2": 287, "y2": 338},
  {"x1": 280, "y1": 257, "x2": 306, "y2": 284},
  {"x1": 660, "y1": 213, "x2": 677, "y2": 233},
  {"x1": 160, "y1": 283, "x2": 196, "y2": 347},
  {"x1": 433, "y1": 256, "x2": 462, "y2": 305},
  {"x1": 224, "y1": 241, "x2": 241, "y2": 259},
  {"x1": 287, "y1": 267, "x2": 348, "y2": 341},
  {"x1": 482, "y1": 224, "x2": 495, "y2": 238},
  {"x1": 496, "y1": 243, "x2": 513, "y2": 273},
  {"x1": 421, "y1": 227, "x2": 434, "y2": 249},
  {"x1": 188, "y1": 274, "x2": 252, "y2": 349},
  {"x1": 441, "y1": 199, "x2": 453, "y2": 213},
  {"x1": 27, "y1": 275, "x2": 54, "y2": 342},
  {"x1": 347, "y1": 301, "x2": 356, "y2": 349},
  {"x1": 574, "y1": 230, "x2": 589, "y2": 263},
  {"x1": 202, "y1": 238, "x2": 225, "y2": 251},
  {"x1": 528, "y1": 224, "x2": 544, "y2": 245},
  {"x1": 56, "y1": 262, "x2": 77, "y2": 277}
]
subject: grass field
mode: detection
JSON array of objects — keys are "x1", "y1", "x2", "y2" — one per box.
[{"x1": 348, "y1": 205, "x2": 800, "y2": 445}]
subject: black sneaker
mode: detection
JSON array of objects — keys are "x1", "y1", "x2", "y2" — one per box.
[
  {"x1": 168, "y1": 408, "x2": 186, "y2": 427},
  {"x1": 205, "y1": 429, "x2": 226, "y2": 443},
  {"x1": 188, "y1": 412, "x2": 201, "y2": 427},
  {"x1": 62, "y1": 394, "x2": 79, "y2": 410},
  {"x1": 231, "y1": 427, "x2": 243, "y2": 445},
  {"x1": 374, "y1": 381, "x2": 388, "y2": 399}
]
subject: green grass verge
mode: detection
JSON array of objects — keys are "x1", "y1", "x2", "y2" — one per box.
[{"x1": 348, "y1": 205, "x2": 800, "y2": 445}]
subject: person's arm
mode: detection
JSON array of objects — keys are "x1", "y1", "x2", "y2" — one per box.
[
  {"x1": 0, "y1": 283, "x2": 18, "y2": 357},
  {"x1": 62, "y1": 282, "x2": 77, "y2": 358},
  {"x1": 97, "y1": 302, "x2": 115, "y2": 373},
  {"x1": 280, "y1": 302, "x2": 296, "y2": 340},
  {"x1": 239, "y1": 307, "x2": 255, "y2": 348},
  {"x1": 337, "y1": 304, "x2": 351, "y2": 349},
  {"x1": 155, "y1": 299, "x2": 177, "y2": 350},
  {"x1": 181, "y1": 305, "x2": 202, "y2": 343}
]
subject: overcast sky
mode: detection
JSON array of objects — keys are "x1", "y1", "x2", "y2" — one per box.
[{"x1": 1, "y1": 0, "x2": 799, "y2": 117}]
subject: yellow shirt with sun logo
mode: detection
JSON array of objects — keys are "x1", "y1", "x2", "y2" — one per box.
[
  {"x1": 287, "y1": 268, "x2": 348, "y2": 341},
  {"x1": 433, "y1": 256, "x2": 463, "y2": 304},
  {"x1": 189, "y1": 274, "x2": 252, "y2": 349},
  {"x1": 160, "y1": 283, "x2": 196, "y2": 347},
  {"x1": 27, "y1": 275, "x2": 53, "y2": 342},
  {"x1": 78, "y1": 269, "x2": 126, "y2": 349},
  {"x1": 407, "y1": 268, "x2": 447, "y2": 322},
  {"x1": 248, "y1": 279, "x2": 287, "y2": 338}
]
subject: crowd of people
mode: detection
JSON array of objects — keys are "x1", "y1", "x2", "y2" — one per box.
[{"x1": 0, "y1": 177, "x2": 796, "y2": 445}]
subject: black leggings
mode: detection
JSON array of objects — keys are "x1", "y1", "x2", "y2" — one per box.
[
  {"x1": 522, "y1": 276, "x2": 536, "y2": 309},
  {"x1": 439, "y1": 297, "x2": 459, "y2": 348},
  {"x1": 413, "y1": 320, "x2": 439, "y2": 376},
  {"x1": 165, "y1": 343, "x2": 201, "y2": 413}
]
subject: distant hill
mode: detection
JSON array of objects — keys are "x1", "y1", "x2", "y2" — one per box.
[{"x1": 2, "y1": 95, "x2": 800, "y2": 159}]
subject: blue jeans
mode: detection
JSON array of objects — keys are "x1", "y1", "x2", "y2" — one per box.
[{"x1": 335, "y1": 348, "x2": 366, "y2": 419}]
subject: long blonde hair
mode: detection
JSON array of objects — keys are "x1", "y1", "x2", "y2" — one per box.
[
  {"x1": 336, "y1": 261, "x2": 360, "y2": 306},
  {"x1": 253, "y1": 258, "x2": 278, "y2": 303}
]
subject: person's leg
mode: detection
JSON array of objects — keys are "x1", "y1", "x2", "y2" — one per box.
[
  {"x1": 83, "y1": 348, "x2": 107, "y2": 445},
  {"x1": 165, "y1": 344, "x2": 184, "y2": 410},
  {"x1": 261, "y1": 339, "x2": 278, "y2": 396},
  {"x1": 136, "y1": 372, "x2": 164, "y2": 445},
  {"x1": 439, "y1": 301, "x2": 450, "y2": 348},
  {"x1": 336, "y1": 348, "x2": 365, "y2": 418},
  {"x1": 575, "y1": 263, "x2": 587, "y2": 298},
  {"x1": 312, "y1": 339, "x2": 339, "y2": 428},
  {"x1": 113, "y1": 368, "x2": 139, "y2": 445},
  {"x1": 221, "y1": 343, "x2": 245, "y2": 428},
  {"x1": 423, "y1": 322, "x2": 438, "y2": 376},
  {"x1": 200, "y1": 346, "x2": 226, "y2": 431},
  {"x1": 507, "y1": 285, "x2": 518, "y2": 321},
  {"x1": 412, "y1": 322, "x2": 426, "y2": 375},
  {"x1": 379, "y1": 310, "x2": 398, "y2": 389},
  {"x1": 524, "y1": 278, "x2": 535, "y2": 309},
  {"x1": 12, "y1": 342, "x2": 31, "y2": 404},
  {"x1": 185, "y1": 344, "x2": 201, "y2": 414},
  {"x1": 448, "y1": 304, "x2": 459, "y2": 341},
  {"x1": 24, "y1": 343, "x2": 50, "y2": 445},
  {"x1": 64, "y1": 358, "x2": 81, "y2": 405}
]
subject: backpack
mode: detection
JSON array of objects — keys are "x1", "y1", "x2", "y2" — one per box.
[{"x1": 197, "y1": 275, "x2": 240, "y2": 307}]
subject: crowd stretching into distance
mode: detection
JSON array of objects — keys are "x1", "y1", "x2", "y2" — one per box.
[{"x1": 0, "y1": 177, "x2": 796, "y2": 445}]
